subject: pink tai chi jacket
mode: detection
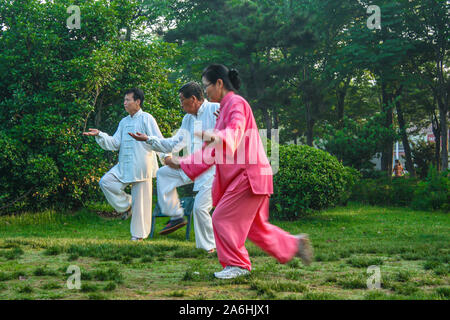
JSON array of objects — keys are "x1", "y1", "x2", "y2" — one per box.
[{"x1": 180, "y1": 91, "x2": 273, "y2": 204}]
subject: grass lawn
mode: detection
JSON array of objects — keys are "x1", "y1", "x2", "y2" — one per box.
[{"x1": 0, "y1": 202, "x2": 448, "y2": 300}]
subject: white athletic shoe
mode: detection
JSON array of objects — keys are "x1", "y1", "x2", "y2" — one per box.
[
  {"x1": 214, "y1": 266, "x2": 250, "y2": 279},
  {"x1": 131, "y1": 236, "x2": 142, "y2": 241}
]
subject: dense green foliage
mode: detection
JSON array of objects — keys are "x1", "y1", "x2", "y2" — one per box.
[
  {"x1": 351, "y1": 166, "x2": 449, "y2": 211},
  {"x1": 350, "y1": 177, "x2": 419, "y2": 207},
  {"x1": 411, "y1": 140, "x2": 437, "y2": 179},
  {"x1": 158, "y1": 0, "x2": 448, "y2": 176},
  {"x1": 412, "y1": 166, "x2": 450, "y2": 212},
  {"x1": 0, "y1": 0, "x2": 182, "y2": 212},
  {"x1": 270, "y1": 144, "x2": 360, "y2": 220},
  {"x1": 0, "y1": 0, "x2": 447, "y2": 212},
  {"x1": 321, "y1": 114, "x2": 398, "y2": 171}
]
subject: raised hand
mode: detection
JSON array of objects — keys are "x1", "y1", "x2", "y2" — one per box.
[
  {"x1": 83, "y1": 128, "x2": 99, "y2": 136},
  {"x1": 128, "y1": 132, "x2": 148, "y2": 141},
  {"x1": 194, "y1": 130, "x2": 217, "y2": 145}
]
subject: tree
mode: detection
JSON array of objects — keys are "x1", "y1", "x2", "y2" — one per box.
[
  {"x1": 334, "y1": 1, "x2": 419, "y2": 176},
  {"x1": 321, "y1": 114, "x2": 398, "y2": 172},
  {"x1": 160, "y1": 0, "x2": 314, "y2": 140},
  {"x1": 402, "y1": 0, "x2": 449, "y2": 171},
  {"x1": 0, "y1": 0, "x2": 182, "y2": 212}
]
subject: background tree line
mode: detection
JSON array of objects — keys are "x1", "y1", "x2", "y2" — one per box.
[
  {"x1": 150, "y1": 0, "x2": 448, "y2": 177},
  {"x1": 0, "y1": 0, "x2": 448, "y2": 213}
]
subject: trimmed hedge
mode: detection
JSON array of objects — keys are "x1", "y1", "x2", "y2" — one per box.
[
  {"x1": 270, "y1": 144, "x2": 360, "y2": 220},
  {"x1": 350, "y1": 177, "x2": 419, "y2": 207},
  {"x1": 350, "y1": 166, "x2": 449, "y2": 212}
]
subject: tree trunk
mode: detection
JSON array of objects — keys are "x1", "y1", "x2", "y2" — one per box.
[
  {"x1": 261, "y1": 107, "x2": 272, "y2": 141},
  {"x1": 381, "y1": 83, "x2": 394, "y2": 176},
  {"x1": 431, "y1": 112, "x2": 441, "y2": 171},
  {"x1": 396, "y1": 100, "x2": 416, "y2": 177},
  {"x1": 126, "y1": 26, "x2": 132, "y2": 41},
  {"x1": 306, "y1": 102, "x2": 314, "y2": 147},
  {"x1": 272, "y1": 107, "x2": 279, "y2": 130},
  {"x1": 95, "y1": 95, "x2": 104, "y2": 128},
  {"x1": 439, "y1": 104, "x2": 448, "y2": 170},
  {"x1": 336, "y1": 76, "x2": 350, "y2": 125},
  {"x1": 337, "y1": 90, "x2": 346, "y2": 122},
  {"x1": 436, "y1": 56, "x2": 449, "y2": 171}
]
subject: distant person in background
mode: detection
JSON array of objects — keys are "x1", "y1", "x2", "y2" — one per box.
[
  {"x1": 168, "y1": 64, "x2": 313, "y2": 279},
  {"x1": 393, "y1": 160, "x2": 405, "y2": 177},
  {"x1": 83, "y1": 88, "x2": 166, "y2": 241},
  {"x1": 129, "y1": 82, "x2": 218, "y2": 253}
]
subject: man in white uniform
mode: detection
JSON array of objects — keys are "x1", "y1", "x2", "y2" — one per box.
[
  {"x1": 83, "y1": 88, "x2": 165, "y2": 241},
  {"x1": 130, "y1": 82, "x2": 218, "y2": 252}
]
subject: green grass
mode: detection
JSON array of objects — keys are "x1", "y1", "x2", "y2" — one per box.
[{"x1": 0, "y1": 202, "x2": 448, "y2": 300}]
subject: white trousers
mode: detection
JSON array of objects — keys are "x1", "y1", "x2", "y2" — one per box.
[
  {"x1": 99, "y1": 171, "x2": 153, "y2": 239},
  {"x1": 156, "y1": 165, "x2": 216, "y2": 251}
]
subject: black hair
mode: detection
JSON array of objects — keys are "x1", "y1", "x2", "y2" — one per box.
[
  {"x1": 202, "y1": 64, "x2": 241, "y2": 91},
  {"x1": 179, "y1": 81, "x2": 204, "y2": 100},
  {"x1": 124, "y1": 88, "x2": 144, "y2": 107}
]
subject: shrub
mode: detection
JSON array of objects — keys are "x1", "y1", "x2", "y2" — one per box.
[
  {"x1": 412, "y1": 165, "x2": 449, "y2": 212},
  {"x1": 270, "y1": 144, "x2": 360, "y2": 220},
  {"x1": 350, "y1": 177, "x2": 419, "y2": 207},
  {"x1": 0, "y1": 0, "x2": 182, "y2": 213},
  {"x1": 411, "y1": 140, "x2": 436, "y2": 179}
]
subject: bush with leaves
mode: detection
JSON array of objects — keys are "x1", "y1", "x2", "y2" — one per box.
[
  {"x1": 270, "y1": 144, "x2": 360, "y2": 220},
  {"x1": 350, "y1": 177, "x2": 419, "y2": 207},
  {"x1": 412, "y1": 166, "x2": 449, "y2": 212},
  {"x1": 0, "y1": 0, "x2": 182, "y2": 212},
  {"x1": 350, "y1": 166, "x2": 448, "y2": 211}
]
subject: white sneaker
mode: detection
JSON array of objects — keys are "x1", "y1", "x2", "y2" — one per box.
[
  {"x1": 214, "y1": 266, "x2": 250, "y2": 279},
  {"x1": 131, "y1": 236, "x2": 142, "y2": 241}
]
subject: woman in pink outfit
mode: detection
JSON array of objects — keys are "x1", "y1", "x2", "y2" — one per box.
[{"x1": 171, "y1": 64, "x2": 313, "y2": 279}]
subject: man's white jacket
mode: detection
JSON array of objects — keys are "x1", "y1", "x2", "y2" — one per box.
[
  {"x1": 95, "y1": 109, "x2": 165, "y2": 183},
  {"x1": 145, "y1": 100, "x2": 220, "y2": 191}
]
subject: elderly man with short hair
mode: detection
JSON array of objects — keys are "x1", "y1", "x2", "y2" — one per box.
[
  {"x1": 130, "y1": 82, "x2": 218, "y2": 252},
  {"x1": 83, "y1": 88, "x2": 165, "y2": 241}
]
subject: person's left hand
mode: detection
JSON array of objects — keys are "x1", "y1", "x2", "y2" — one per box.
[
  {"x1": 165, "y1": 156, "x2": 181, "y2": 169},
  {"x1": 128, "y1": 132, "x2": 148, "y2": 141},
  {"x1": 194, "y1": 130, "x2": 218, "y2": 145}
]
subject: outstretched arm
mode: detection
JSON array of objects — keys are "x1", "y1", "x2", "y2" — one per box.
[
  {"x1": 83, "y1": 127, "x2": 121, "y2": 151},
  {"x1": 130, "y1": 115, "x2": 188, "y2": 155}
]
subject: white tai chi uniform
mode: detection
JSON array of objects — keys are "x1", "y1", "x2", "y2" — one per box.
[
  {"x1": 96, "y1": 109, "x2": 165, "y2": 239},
  {"x1": 146, "y1": 100, "x2": 219, "y2": 251}
]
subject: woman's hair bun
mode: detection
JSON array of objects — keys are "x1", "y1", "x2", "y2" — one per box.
[
  {"x1": 229, "y1": 69, "x2": 238, "y2": 78},
  {"x1": 228, "y1": 69, "x2": 241, "y2": 90}
]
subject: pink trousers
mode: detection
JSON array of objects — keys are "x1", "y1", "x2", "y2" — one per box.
[{"x1": 212, "y1": 173, "x2": 299, "y2": 271}]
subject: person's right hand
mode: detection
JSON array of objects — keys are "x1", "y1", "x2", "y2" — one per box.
[{"x1": 83, "y1": 128, "x2": 100, "y2": 136}]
